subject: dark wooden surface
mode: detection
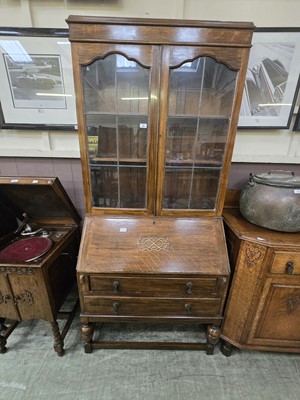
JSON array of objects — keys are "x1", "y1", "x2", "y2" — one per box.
[
  {"x1": 78, "y1": 215, "x2": 229, "y2": 275},
  {"x1": 221, "y1": 208, "x2": 300, "y2": 355}
]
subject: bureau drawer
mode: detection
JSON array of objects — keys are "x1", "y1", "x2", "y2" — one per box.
[
  {"x1": 270, "y1": 251, "x2": 300, "y2": 275},
  {"x1": 87, "y1": 276, "x2": 224, "y2": 297},
  {"x1": 82, "y1": 296, "x2": 222, "y2": 316}
]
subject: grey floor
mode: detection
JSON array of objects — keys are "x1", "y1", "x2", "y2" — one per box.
[{"x1": 1, "y1": 308, "x2": 300, "y2": 400}]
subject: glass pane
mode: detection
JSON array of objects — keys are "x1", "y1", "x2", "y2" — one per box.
[
  {"x1": 83, "y1": 53, "x2": 150, "y2": 209},
  {"x1": 194, "y1": 119, "x2": 229, "y2": 164},
  {"x1": 119, "y1": 167, "x2": 147, "y2": 208},
  {"x1": 163, "y1": 168, "x2": 221, "y2": 209},
  {"x1": 168, "y1": 57, "x2": 237, "y2": 117},
  {"x1": 166, "y1": 117, "x2": 228, "y2": 165},
  {"x1": 200, "y1": 57, "x2": 237, "y2": 116},
  {"x1": 90, "y1": 166, "x2": 118, "y2": 208},
  {"x1": 163, "y1": 57, "x2": 237, "y2": 210}
]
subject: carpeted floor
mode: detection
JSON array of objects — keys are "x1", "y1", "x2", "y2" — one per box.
[{"x1": 1, "y1": 299, "x2": 300, "y2": 400}]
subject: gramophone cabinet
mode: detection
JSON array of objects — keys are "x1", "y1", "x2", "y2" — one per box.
[{"x1": 0, "y1": 176, "x2": 81, "y2": 356}]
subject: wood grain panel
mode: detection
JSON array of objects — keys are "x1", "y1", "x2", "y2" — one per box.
[
  {"x1": 221, "y1": 239, "x2": 267, "y2": 344},
  {"x1": 67, "y1": 16, "x2": 254, "y2": 47},
  {"x1": 77, "y1": 216, "x2": 230, "y2": 275},
  {"x1": 248, "y1": 279, "x2": 300, "y2": 345}
]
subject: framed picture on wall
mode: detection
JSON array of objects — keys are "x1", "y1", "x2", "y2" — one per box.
[
  {"x1": 0, "y1": 28, "x2": 77, "y2": 130},
  {"x1": 238, "y1": 28, "x2": 300, "y2": 129},
  {"x1": 293, "y1": 107, "x2": 300, "y2": 131}
]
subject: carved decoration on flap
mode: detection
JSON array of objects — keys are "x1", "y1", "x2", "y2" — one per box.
[{"x1": 138, "y1": 236, "x2": 172, "y2": 252}]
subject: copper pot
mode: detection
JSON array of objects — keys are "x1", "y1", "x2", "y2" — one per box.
[{"x1": 239, "y1": 171, "x2": 300, "y2": 232}]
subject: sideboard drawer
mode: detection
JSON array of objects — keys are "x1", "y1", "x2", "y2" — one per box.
[
  {"x1": 83, "y1": 296, "x2": 222, "y2": 317},
  {"x1": 87, "y1": 276, "x2": 223, "y2": 297},
  {"x1": 270, "y1": 251, "x2": 300, "y2": 275}
]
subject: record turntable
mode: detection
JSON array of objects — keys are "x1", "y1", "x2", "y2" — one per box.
[{"x1": 0, "y1": 176, "x2": 81, "y2": 356}]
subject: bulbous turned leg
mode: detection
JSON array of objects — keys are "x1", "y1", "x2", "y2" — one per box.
[
  {"x1": 50, "y1": 321, "x2": 64, "y2": 356},
  {"x1": 82, "y1": 323, "x2": 94, "y2": 353},
  {"x1": 206, "y1": 325, "x2": 221, "y2": 355},
  {"x1": 220, "y1": 340, "x2": 233, "y2": 357}
]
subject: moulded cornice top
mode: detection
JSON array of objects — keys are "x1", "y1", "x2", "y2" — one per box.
[{"x1": 66, "y1": 15, "x2": 255, "y2": 30}]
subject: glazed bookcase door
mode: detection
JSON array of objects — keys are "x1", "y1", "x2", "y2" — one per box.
[
  {"x1": 74, "y1": 44, "x2": 159, "y2": 214},
  {"x1": 69, "y1": 18, "x2": 253, "y2": 216},
  {"x1": 156, "y1": 47, "x2": 238, "y2": 216}
]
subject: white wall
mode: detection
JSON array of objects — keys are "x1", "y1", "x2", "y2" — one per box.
[{"x1": 0, "y1": 0, "x2": 299, "y2": 163}]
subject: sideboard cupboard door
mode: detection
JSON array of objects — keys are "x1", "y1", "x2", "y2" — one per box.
[{"x1": 246, "y1": 278, "x2": 300, "y2": 347}]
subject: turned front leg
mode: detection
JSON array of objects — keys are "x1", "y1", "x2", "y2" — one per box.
[
  {"x1": 81, "y1": 323, "x2": 95, "y2": 353},
  {"x1": 206, "y1": 325, "x2": 221, "y2": 355},
  {"x1": 50, "y1": 321, "x2": 64, "y2": 356}
]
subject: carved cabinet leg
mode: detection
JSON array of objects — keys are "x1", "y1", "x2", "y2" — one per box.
[
  {"x1": 206, "y1": 325, "x2": 221, "y2": 355},
  {"x1": 82, "y1": 323, "x2": 95, "y2": 353},
  {"x1": 0, "y1": 319, "x2": 19, "y2": 354},
  {"x1": 0, "y1": 318, "x2": 7, "y2": 334},
  {"x1": 0, "y1": 333, "x2": 7, "y2": 354},
  {"x1": 0, "y1": 318, "x2": 7, "y2": 352},
  {"x1": 220, "y1": 340, "x2": 233, "y2": 357},
  {"x1": 50, "y1": 321, "x2": 64, "y2": 356},
  {"x1": 0, "y1": 318, "x2": 6, "y2": 331}
]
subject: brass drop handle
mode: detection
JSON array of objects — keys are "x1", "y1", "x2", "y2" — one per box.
[
  {"x1": 112, "y1": 281, "x2": 120, "y2": 293},
  {"x1": 285, "y1": 261, "x2": 294, "y2": 275},
  {"x1": 184, "y1": 303, "x2": 192, "y2": 313},
  {"x1": 186, "y1": 282, "x2": 193, "y2": 294},
  {"x1": 113, "y1": 302, "x2": 119, "y2": 314}
]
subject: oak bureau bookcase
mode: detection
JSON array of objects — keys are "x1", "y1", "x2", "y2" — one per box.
[{"x1": 67, "y1": 15, "x2": 254, "y2": 353}]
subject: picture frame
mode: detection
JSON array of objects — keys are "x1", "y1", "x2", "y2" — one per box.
[
  {"x1": 0, "y1": 27, "x2": 77, "y2": 130},
  {"x1": 238, "y1": 28, "x2": 300, "y2": 129},
  {"x1": 293, "y1": 107, "x2": 300, "y2": 131}
]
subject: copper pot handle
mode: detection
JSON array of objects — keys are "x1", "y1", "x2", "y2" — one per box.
[{"x1": 267, "y1": 170, "x2": 294, "y2": 177}]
